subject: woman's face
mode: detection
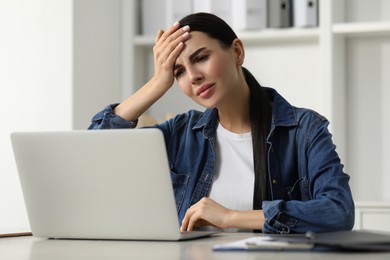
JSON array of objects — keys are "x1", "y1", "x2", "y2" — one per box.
[{"x1": 173, "y1": 31, "x2": 243, "y2": 108}]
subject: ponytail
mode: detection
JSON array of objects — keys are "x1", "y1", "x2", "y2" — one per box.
[{"x1": 242, "y1": 67, "x2": 272, "y2": 210}]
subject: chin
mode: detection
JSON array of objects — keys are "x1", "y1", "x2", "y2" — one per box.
[
  {"x1": 195, "y1": 101, "x2": 217, "y2": 110},
  {"x1": 192, "y1": 97, "x2": 220, "y2": 109}
]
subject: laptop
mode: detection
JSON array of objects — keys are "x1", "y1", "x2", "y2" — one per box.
[{"x1": 11, "y1": 129, "x2": 217, "y2": 241}]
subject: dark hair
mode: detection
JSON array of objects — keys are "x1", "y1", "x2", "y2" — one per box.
[
  {"x1": 179, "y1": 13, "x2": 272, "y2": 210},
  {"x1": 179, "y1": 12, "x2": 237, "y2": 48}
]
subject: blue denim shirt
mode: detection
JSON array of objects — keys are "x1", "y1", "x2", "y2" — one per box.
[{"x1": 89, "y1": 87, "x2": 355, "y2": 234}]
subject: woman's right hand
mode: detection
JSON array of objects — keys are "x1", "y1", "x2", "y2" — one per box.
[
  {"x1": 152, "y1": 22, "x2": 190, "y2": 91},
  {"x1": 113, "y1": 23, "x2": 190, "y2": 122}
]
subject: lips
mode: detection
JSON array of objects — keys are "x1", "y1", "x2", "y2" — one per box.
[{"x1": 196, "y1": 83, "x2": 215, "y2": 97}]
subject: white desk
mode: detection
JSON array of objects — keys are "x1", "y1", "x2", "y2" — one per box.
[{"x1": 1, "y1": 232, "x2": 390, "y2": 260}]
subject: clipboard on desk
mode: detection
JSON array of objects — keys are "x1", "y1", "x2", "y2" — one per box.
[
  {"x1": 213, "y1": 235, "x2": 313, "y2": 251},
  {"x1": 213, "y1": 230, "x2": 390, "y2": 252}
]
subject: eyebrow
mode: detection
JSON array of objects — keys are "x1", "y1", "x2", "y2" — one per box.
[
  {"x1": 174, "y1": 47, "x2": 207, "y2": 71},
  {"x1": 189, "y1": 47, "x2": 207, "y2": 62}
]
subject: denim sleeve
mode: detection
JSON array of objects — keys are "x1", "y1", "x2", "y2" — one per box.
[
  {"x1": 262, "y1": 117, "x2": 355, "y2": 234},
  {"x1": 88, "y1": 104, "x2": 138, "y2": 129}
]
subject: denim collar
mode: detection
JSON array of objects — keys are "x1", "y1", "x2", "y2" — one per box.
[
  {"x1": 192, "y1": 108, "x2": 218, "y2": 139},
  {"x1": 192, "y1": 87, "x2": 298, "y2": 139},
  {"x1": 265, "y1": 87, "x2": 298, "y2": 128}
]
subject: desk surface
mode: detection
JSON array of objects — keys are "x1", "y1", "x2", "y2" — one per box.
[{"x1": 1, "y1": 232, "x2": 390, "y2": 260}]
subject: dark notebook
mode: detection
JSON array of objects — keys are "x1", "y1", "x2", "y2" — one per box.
[
  {"x1": 214, "y1": 230, "x2": 390, "y2": 252},
  {"x1": 270, "y1": 230, "x2": 390, "y2": 251}
]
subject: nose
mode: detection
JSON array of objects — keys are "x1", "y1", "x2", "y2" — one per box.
[{"x1": 187, "y1": 67, "x2": 204, "y2": 85}]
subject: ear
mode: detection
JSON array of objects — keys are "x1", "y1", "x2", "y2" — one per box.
[{"x1": 232, "y1": 38, "x2": 245, "y2": 66}]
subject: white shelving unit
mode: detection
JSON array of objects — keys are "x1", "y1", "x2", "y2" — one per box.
[
  {"x1": 121, "y1": 0, "x2": 390, "y2": 230},
  {"x1": 333, "y1": 21, "x2": 390, "y2": 36},
  {"x1": 355, "y1": 201, "x2": 390, "y2": 232},
  {"x1": 330, "y1": 0, "x2": 390, "y2": 205}
]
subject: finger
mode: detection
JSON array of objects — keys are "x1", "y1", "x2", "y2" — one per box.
[
  {"x1": 165, "y1": 39, "x2": 186, "y2": 66},
  {"x1": 155, "y1": 33, "x2": 189, "y2": 72},
  {"x1": 154, "y1": 22, "x2": 179, "y2": 45},
  {"x1": 163, "y1": 21, "x2": 180, "y2": 38},
  {"x1": 180, "y1": 220, "x2": 188, "y2": 232},
  {"x1": 155, "y1": 29, "x2": 164, "y2": 44},
  {"x1": 155, "y1": 25, "x2": 190, "y2": 57},
  {"x1": 180, "y1": 204, "x2": 198, "y2": 232},
  {"x1": 180, "y1": 213, "x2": 189, "y2": 232},
  {"x1": 159, "y1": 30, "x2": 188, "y2": 56},
  {"x1": 155, "y1": 24, "x2": 190, "y2": 49},
  {"x1": 187, "y1": 211, "x2": 201, "y2": 232},
  {"x1": 181, "y1": 203, "x2": 198, "y2": 231}
]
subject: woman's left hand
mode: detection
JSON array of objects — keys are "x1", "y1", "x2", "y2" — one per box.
[{"x1": 180, "y1": 197, "x2": 231, "y2": 232}]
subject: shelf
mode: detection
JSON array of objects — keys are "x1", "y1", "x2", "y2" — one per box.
[
  {"x1": 238, "y1": 28, "x2": 319, "y2": 44},
  {"x1": 134, "y1": 22, "x2": 390, "y2": 45},
  {"x1": 355, "y1": 201, "x2": 390, "y2": 208},
  {"x1": 134, "y1": 35, "x2": 155, "y2": 47},
  {"x1": 134, "y1": 28, "x2": 320, "y2": 47},
  {"x1": 333, "y1": 21, "x2": 390, "y2": 37}
]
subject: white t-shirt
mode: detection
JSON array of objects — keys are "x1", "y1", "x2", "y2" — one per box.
[{"x1": 208, "y1": 123, "x2": 254, "y2": 211}]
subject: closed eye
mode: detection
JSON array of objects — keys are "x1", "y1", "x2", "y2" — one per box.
[
  {"x1": 174, "y1": 67, "x2": 185, "y2": 78},
  {"x1": 195, "y1": 54, "x2": 208, "y2": 63},
  {"x1": 174, "y1": 48, "x2": 210, "y2": 79}
]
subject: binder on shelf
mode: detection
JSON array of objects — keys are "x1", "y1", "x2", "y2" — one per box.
[
  {"x1": 268, "y1": 0, "x2": 293, "y2": 28},
  {"x1": 232, "y1": 0, "x2": 267, "y2": 31},
  {"x1": 293, "y1": 0, "x2": 318, "y2": 27},
  {"x1": 193, "y1": 0, "x2": 267, "y2": 31},
  {"x1": 141, "y1": 0, "x2": 192, "y2": 36},
  {"x1": 192, "y1": 0, "x2": 233, "y2": 28}
]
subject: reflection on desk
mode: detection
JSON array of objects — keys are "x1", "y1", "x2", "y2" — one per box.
[
  {"x1": 1, "y1": 232, "x2": 390, "y2": 260},
  {"x1": 30, "y1": 238, "x2": 183, "y2": 260}
]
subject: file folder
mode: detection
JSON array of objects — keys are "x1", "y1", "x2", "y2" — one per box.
[
  {"x1": 293, "y1": 0, "x2": 318, "y2": 27},
  {"x1": 268, "y1": 0, "x2": 293, "y2": 28},
  {"x1": 231, "y1": 0, "x2": 267, "y2": 31},
  {"x1": 192, "y1": 0, "x2": 232, "y2": 26},
  {"x1": 141, "y1": 0, "x2": 192, "y2": 35},
  {"x1": 193, "y1": 0, "x2": 267, "y2": 31}
]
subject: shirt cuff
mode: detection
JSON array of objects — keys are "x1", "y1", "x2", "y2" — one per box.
[
  {"x1": 262, "y1": 200, "x2": 297, "y2": 234},
  {"x1": 89, "y1": 104, "x2": 138, "y2": 129}
]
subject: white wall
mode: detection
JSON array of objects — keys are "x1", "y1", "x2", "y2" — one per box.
[
  {"x1": 73, "y1": 0, "x2": 122, "y2": 130},
  {"x1": 0, "y1": 0, "x2": 72, "y2": 230},
  {"x1": 0, "y1": 0, "x2": 123, "y2": 231}
]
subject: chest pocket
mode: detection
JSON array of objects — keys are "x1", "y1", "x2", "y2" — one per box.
[
  {"x1": 287, "y1": 176, "x2": 311, "y2": 201},
  {"x1": 170, "y1": 169, "x2": 189, "y2": 211}
]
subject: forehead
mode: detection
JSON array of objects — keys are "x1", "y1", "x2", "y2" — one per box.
[{"x1": 177, "y1": 31, "x2": 220, "y2": 60}]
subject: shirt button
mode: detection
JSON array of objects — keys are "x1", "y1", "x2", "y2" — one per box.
[{"x1": 272, "y1": 179, "x2": 278, "y2": 185}]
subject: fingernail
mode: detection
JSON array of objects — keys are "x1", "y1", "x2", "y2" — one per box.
[
  {"x1": 182, "y1": 25, "x2": 190, "y2": 32},
  {"x1": 182, "y1": 32, "x2": 189, "y2": 38},
  {"x1": 173, "y1": 21, "x2": 179, "y2": 27},
  {"x1": 178, "y1": 42, "x2": 183, "y2": 47}
]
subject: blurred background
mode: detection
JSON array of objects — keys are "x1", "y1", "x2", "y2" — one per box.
[{"x1": 1, "y1": 0, "x2": 389, "y2": 232}]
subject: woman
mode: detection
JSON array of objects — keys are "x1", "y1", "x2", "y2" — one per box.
[{"x1": 89, "y1": 13, "x2": 354, "y2": 234}]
